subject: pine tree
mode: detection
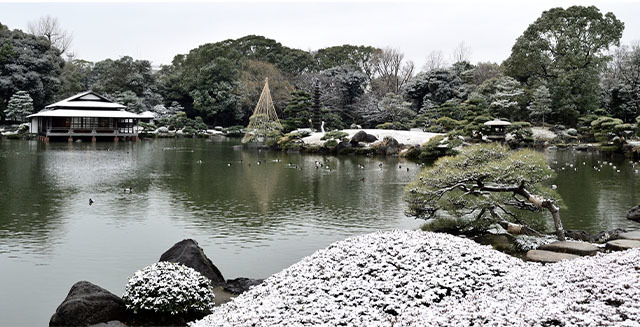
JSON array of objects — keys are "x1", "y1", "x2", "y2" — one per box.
[
  {"x1": 5, "y1": 91, "x2": 34, "y2": 122},
  {"x1": 282, "y1": 90, "x2": 312, "y2": 132},
  {"x1": 489, "y1": 76, "x2": 523, "y2": 121},
  {"x1": 528, "y1": 85, "x2": 552, "y2": 126}
]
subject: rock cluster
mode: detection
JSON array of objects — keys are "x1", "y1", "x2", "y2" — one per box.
[{"x1": 192, "y1": 230, "x2": 640, "y2": 327}]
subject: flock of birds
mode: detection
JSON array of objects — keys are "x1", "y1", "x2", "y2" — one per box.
[
  {"x1": 552, "y1": 159, "x2": 640, "y2": 174},
  {"x1": 191, "y1": 157, "x2": 422, "y2": 174}
]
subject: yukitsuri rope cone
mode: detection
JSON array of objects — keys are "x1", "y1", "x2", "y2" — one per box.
[{"x1": 242, "y1": 78, "x2": 282, "y2": 143}]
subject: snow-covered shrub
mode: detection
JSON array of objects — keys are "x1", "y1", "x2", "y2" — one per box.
[{"x1": 123, "y1": 261, "x2": 215, "y2": 316}]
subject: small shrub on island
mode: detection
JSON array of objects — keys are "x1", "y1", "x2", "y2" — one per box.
[{"x1": 122, "y1": 261, "x2": 215, "y2": 321}]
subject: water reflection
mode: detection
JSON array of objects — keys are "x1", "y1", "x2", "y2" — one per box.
[{"x1": 550, "y1": 149, "x2": 640, "y2": 232}]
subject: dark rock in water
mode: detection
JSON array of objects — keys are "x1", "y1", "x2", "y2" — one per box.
[
  {"x1": 50, "y1": 281, "x2": 126, "y2": 327},
  {"x1": 336, "y1": 141, "x2": 352, "y2": 153},
  {"x1": 159, "y1": 239, "x2": 225, "y2": 285},
  {"x1": 565, "y1": 230, "x2": 592, "y2": 242},
  {"x1": 627, "y1": 205, "x2": 640, "y2": 222},
  {"x1": 592, "y1": 228, "x2": 627, "y2": 243},
  {"x1": 350, "y1": 131, "x2": 378, "y2": 145},
  {"x1": 377, "y1": 136, "x2": 401, "y2": 155},
  {"x1": 224, "y1": 278, "x2": 265, "y2": 295}
]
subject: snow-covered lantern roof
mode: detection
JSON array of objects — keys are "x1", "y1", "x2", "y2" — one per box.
[{"x1": 484, "y1": 119, "x2": 512, "y2": 127}]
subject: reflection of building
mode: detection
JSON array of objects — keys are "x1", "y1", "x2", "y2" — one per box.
[
  {"x1": 483, "y1": 119, "x2": 512, "y2": 141},
  {"x1": 28, "y1": 91, "x2": 146, "y2": 142}
]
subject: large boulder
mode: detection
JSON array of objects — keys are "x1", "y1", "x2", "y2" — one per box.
[
  {"x1": 627, "y1": 205, "x2": 640, "y2": 222},
  {"x1": 159, "y1": 239, "x2": 225, "y2": 285},
  {"x1": 223, "y1": 278, "x2": 265, "y2": 295},
  {"x1": 50, "y1": 281, "x2": 126, "y2": 327},
  {"x1": 350, "y1": 131, "x2": 378, "y2": 145}
]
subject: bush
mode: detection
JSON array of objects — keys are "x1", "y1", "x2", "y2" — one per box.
[
  {"x1": 224, "y1": 125, "x2": 245, "y2": 138},
  {"x1": 122, "y1": 261, "x2": 215, "y2": 316},
  {"x1": 321, "y1": 130, "x2": 349, "y2": 141},
  {"x1": 375, "y1": 122, "x2": 410, "y2": 130}
]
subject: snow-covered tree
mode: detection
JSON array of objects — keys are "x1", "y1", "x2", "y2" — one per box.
[
  {"x1": 528, "y1": 85, "x2": 552, "y2": 125},
  {"x1": 5, "y1": 91, "x2": 34, "y2": 122},
  {"x1": 489, "y1": 76, "x2": 523, "y2": 121},
  {"x1": 406, "y1": 143, "x2": 566, "y2": 241}
]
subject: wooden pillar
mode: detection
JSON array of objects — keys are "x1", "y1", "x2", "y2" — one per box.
[
  {"x1": 92, "y1": 136, "x2": 97, "y2": 143},
  {"x1": 68, "y1": 136, "x2": 73, "y2": 142},
  {"x1": 114, "y1": 137, "x2": 119, "y2": 143}
]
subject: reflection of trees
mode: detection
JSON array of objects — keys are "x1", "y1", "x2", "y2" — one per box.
[
  {"x1": 157, "y1": 139, "x2": 414, "y2": 237},
  {"x1": 0, "y1": 141, "x2": 64, "y2": 253}
]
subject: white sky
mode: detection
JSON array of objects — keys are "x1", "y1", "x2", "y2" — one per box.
[{"x1": 1, "y1": 0, "x2": 639, "y2": 70}]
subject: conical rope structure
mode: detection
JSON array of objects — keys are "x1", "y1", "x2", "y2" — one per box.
[{"x1": 242, "y1": 78, "x2": 282, "y2": 143}]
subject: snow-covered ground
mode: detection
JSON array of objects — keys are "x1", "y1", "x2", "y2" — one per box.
[
  {"x1": 301, "y1": 129, "x2": 443, "y2": 146},
  {"x1": 191, "y1": 230, "x2": 640, "y2": 327},
  {"x1": 531, "y1": 127, "x2": 558, "y2": 141}
]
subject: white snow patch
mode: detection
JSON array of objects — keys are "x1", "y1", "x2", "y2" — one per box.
[
  {"x1": 301, "y1": 129, "x2": 443, "y2": 146},
  {"x1": 531, "y1": 127, "x2": 557, "y2": 141},
  {"x1": 191, "y1": 231, "x2": 640, "y2": 327}
]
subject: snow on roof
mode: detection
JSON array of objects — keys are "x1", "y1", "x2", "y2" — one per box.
[
  {"x1": 44, "y1": 91, "x2": 126, "y2": 110},
  {"x1": 27, "y1": 109, "x2": 145, "y2": 119},
  {"x1": 484, "y1": 119, "x2": 512, "y2": 126},
  {"x1": 139, "y1": 111, "x2": 157, "y2": 119},
  {"x1": 192, "y1": 230, "x2": 640, "y2": 327}
]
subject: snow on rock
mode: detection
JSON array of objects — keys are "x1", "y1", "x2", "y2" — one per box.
[
  {"x1": 301, "y1": 129, "x2": 443, "y2": 146},
  {"x1": 191, "y1": 230, "x2": 640, "y2": 327}
]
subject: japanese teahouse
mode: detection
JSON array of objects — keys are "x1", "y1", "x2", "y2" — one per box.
[{"x1": 28, "y1": 91, "x2": 146, "y2": 142}]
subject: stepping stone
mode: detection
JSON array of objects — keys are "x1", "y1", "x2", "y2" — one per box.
[
  {"x1": 525, "y1": 250, "x2": 580, "y2": 263},
  {"x1": 619, "y1": 231, "x2": 640, "y2": 241},
  {"x1": 538, "y1": 241, "x2": 599, "y2": 256},
  {"x1": 605, "y1": 239, "x2": 640, "y2": 251}
]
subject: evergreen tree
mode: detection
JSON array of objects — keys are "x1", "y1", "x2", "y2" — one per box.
[
  {"x1": 282, "y1": 90, "x2": 312, "y2": 132},
  {"x1": 528, "y1": 85, "x2": 552, "y2": 126},
  {"x1": 489, "y1": 76, "x2": 523, "y2": 121},
  {"x1": 5, "y1": 91, "x2": 34, "y2": 122}
]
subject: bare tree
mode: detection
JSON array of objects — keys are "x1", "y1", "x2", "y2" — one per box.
[
  {"x1": 28, "y1": 15, "x2": 73, "y2": 54},
  {"x1": 451, "y1": 41, "x2": 472, "y2": 64},
  {"x1": 372, "y1": 47, "x2": 415, "y2": 95},
  {"x1": 423, "y1": 50, "x2": 447, "y2": 71}
]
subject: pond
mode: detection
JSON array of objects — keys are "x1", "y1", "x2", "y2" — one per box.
[{"x1": 0, "y1": 138, "x2": 638, "y2": 326}]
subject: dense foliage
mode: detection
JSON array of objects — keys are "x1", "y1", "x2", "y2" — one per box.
[
  {"x1": 122, "y1": 261, "x2": 215, "y2": 316},
  {"x1": 1, "y1": 5, "x2": 639, "y2": 137},
  {"x1": 406, "y1": 144, "x2": 564, "y2": 238}
]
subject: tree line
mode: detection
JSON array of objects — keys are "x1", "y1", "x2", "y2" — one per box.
[{"x1": 1, "y1": 6, "x2": 639, "y2": 135}]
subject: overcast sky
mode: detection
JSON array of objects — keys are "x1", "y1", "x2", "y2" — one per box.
[{"x1": 1, "y1": 1, "x2": 639, "y2": 70}]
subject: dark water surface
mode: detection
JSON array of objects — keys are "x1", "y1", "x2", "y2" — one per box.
[
  {"x1": 0, "y1": 138, "x2": 423, "y2": 326},
  {"x1": 0, "y1": 139, "x2": 639, "y2": 326}
]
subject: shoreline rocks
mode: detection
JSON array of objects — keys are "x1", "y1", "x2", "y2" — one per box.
[
  {"x1": 50, "y1": 281, "x2": 126, "y2": 327},
  {"x1": 627, "y1": 205, "x2": 640, "y2": 222},
  {"x1": 159, "y1": 239, "x2": 225, "y2": 286}
]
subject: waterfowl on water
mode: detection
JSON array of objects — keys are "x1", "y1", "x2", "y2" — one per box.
[{"x1": 89, "y1": 198, "x2": 94, "y2": 206}]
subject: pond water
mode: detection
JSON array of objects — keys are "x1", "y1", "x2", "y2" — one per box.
[{"x1": 0, "y1": 138, "x2": 638, "y2": 326}]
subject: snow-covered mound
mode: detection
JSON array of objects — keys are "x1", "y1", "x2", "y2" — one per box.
[{"x1": 191, "y1": 230, "x2": 640, "y2": 327}]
